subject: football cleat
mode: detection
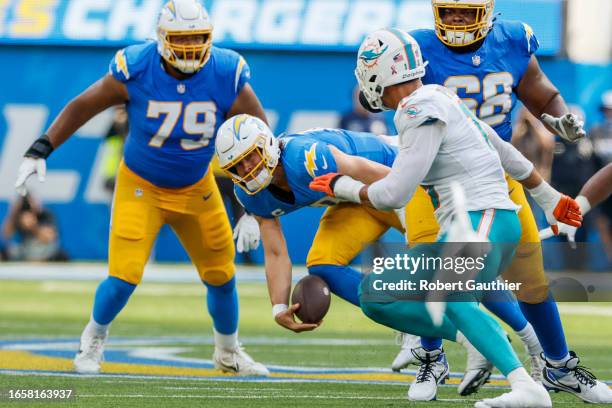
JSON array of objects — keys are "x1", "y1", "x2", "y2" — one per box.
[
  {"x1": 542, "y1": 351, "x2": 612, "y2": 403},
  {"x1": 74, "y1": 331, "x2": 107, "y2": 374},
  {"x1": 407, "y1": 347, "x2": 450, "y2": 401},
  {"x1": 474, "y1": 378, "x2": 552, "y2": 408},
  {"x1": 458, "y1": 340, "x2": 493, "y2": 396},
  {"x1": 213, "y1": 345, "x2": 270, "y2": 377},
  {"x1": 391, "y1": 332, "x2": 421, "y2": 372}
]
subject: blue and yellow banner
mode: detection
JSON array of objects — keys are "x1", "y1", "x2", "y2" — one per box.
[{"x1": 0, "y1": 0, "x2": 563, "y2": 55}]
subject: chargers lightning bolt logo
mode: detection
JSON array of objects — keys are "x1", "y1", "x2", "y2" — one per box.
[
  {"x1": 115, "y1": 50, "x2": 130, "y2": 80},
  {"x1": 304, "y1": 143, "x2": 318, "y2": 178}
]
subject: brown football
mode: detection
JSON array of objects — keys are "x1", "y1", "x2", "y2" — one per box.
[{"x1": 291, "y1": 275, "x2": 331, "y2": 324}]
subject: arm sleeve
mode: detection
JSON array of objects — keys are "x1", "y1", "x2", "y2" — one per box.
[
  {"x1": 367, "y1": 122, "x2": 444, "y2": 210},
  {"x1": 482, "y1": 121, "x2": 534, "y2": 181}
]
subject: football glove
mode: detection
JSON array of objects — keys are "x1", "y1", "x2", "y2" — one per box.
[
  {"x1": 539, "y1": 223, "x2": 577, "y2": 249},
  {"x1": 528, "y1": 182, "x2": 582, "y2": 235},
  {"x1": 541, "y1": 113, "x2": 586, "y2": 142},
  {"x1": 15, "y1": 157, "x2": 46, "y2": 197},
  {"x1": 309, "y1": 173, "x2": 364, "y2": 203},
  {"x1": 15, "y1": 135, "x2": 54, "y2": 196},
  {"x1": 233, "y1": 214, "x2": 260, "y2": 253}
]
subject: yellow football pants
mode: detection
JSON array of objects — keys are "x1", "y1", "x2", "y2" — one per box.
[
  {"x1": 306, "y1": 203, "x2": 403, "y2": 267},
  {"x1": 109, "y1": 162, "x2": 235, "y2": 285},
  {"x1": 405, "y1": 178, "x2": 549, "y2": 303}
]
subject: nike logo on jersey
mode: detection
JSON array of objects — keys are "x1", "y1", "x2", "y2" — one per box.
[
  {"x1": 203, "y1": 193, "x2": 212, "y2": 201},
  {"x1": 321, "y1": 155, "x2": 328, "y2": 170}
]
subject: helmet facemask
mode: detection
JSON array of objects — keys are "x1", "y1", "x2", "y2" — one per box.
[
  {"x1": 222, "y1": 136, "x2": 279, "y2": 195},
  {"x1": 158, "y1": 29, "x2": 213, "y2": 74},
  {"x1": 432, "y1": 1, "x2": 495, "y2": 47}
]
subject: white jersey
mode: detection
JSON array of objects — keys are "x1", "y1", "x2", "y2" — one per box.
[{"x1": 368, "y1": 84, "x2": 520, "y2": 232}]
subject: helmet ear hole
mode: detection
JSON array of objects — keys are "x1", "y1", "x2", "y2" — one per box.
[{"x1": 369, "y1": 75, "x2": 377, "y2": 83}]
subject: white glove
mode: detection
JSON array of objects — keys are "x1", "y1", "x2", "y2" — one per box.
[
  {"x1": 233, "y1": 214, "x2": 260, "y2": 253},
  {"x1": 539, "y1": 223, "x2": 577, "y2": 249},
  {"x1": 14, "y1": 157, "x2": 46, "y2": 196},
  {"x1": 541, "y1": 113, "x2": 586, "y2": 142}
]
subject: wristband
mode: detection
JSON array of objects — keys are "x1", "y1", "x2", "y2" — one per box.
[
  {"x1": 333, "y1": 176, "x2": 365, "y2": 203},
  {"x1": 272, "y1": 304, "x2": 288, "y2": 318},
  {"x1": 575, "y1": 195, "x2": 591, "y2": 216},
  {"x1": 527, "y1": 181, "x2": 560, "y2": 209},
  {"x1": 25, "y1": 135, "x2": 54, "y2": 159}
]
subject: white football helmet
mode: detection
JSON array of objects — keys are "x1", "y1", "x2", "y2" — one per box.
[
  {"x1": 432, "y1": 0, "x2": 495, "y2": 47},
  {"x1": 215, "y1": 115, "x2": 280, "y2": 195},
  {"x1": 355, "y1": 28, "x2": 427, "y2": 112},
  {"x1": 157, "y1": 0, "x2": 213, "y2": 74}
]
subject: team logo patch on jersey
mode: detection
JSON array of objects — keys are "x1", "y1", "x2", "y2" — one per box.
[
  {"x1": 115, "y1": 50, "x2": 130, "y2": 80},
  {"x1": 404, "y1": 105, "x2": 421, "y2": 118},
  {"x1": 304, "y1": 143, "x2": 319, "y2": 178}
]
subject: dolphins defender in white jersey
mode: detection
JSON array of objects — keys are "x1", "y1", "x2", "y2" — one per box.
[{"x1": 310, "y1": 28, "x2": 583, "y2": 407}]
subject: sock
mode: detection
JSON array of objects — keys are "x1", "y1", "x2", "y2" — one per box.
[
  {"x1": 308, "y1": 265, "x2": 362, "y2": 306},
  {"x1": 83, "y1": 316, "x2": 110, "y2": 337},
  {"x1": 446, "y1": 302, "x2": 523, "y2": 376},
  {"x1": 516, "y1": 323, "x2": 542, "y2": 356},
  {"x1": 483, "y1": 291, "x2": 529, "y2": 332},
  {"x1": 205, "y1": 276, "x2": 239, "y2": 335},
  {"x1": 546, "y1": 354, "x2": 571, "y2": 367},
  {"x1": 507, "y1": 367, "x2": 534, "y2": 388},
  {"x1": 92, "y1": 276, "x2": 137, "y2": 325},
  {"x1": 214, "y1": 328, "x2": 238, "y2": 350},
  {"x1": 519, "y1": 292, "x2": 569, "y2": 360},
  {"x1": 420, "y1": 336, "x2": 443, "y2": 351}
]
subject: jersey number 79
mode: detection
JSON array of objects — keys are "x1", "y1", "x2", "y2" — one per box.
[{"x1": 147, "y1": 101, "x2": 217, "y2": 150}]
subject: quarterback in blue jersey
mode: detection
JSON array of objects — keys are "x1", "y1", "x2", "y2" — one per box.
[
  {"x1": 14, "y1": 0, "x2": 269, "y2": 376},
  {"x1": 215, "y1": 115, "x2": 404, "y2": 332},
  {"x1": 367, "y1": 0, "x2": 610, "y2": 403}
]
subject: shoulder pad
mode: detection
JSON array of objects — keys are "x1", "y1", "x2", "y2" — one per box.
[
  {"x1": 109, "y1": 42, "x2": 155, "y2": 82},
  {"x1": 394, "y1": 86, "x2": 452, "y2": 131}
]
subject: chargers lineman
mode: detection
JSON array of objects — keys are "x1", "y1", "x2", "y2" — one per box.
[
  {"x1": 310, "y1": 28, "x2": 584, "y2": 407},
  {"x1": 381, "y1": 1, "x2": 612, "y2": 403},
  {"x1": 14, "y1": 0, "x2": 268, "y2": 376}
]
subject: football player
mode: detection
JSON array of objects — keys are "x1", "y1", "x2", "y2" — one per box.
[
  {"x1": 215, "y1": 115, "x2": 404, "y2": 329},
  {"x1": 14, "y1": 0, "x2": 268, "y2": 376},
  {"x1": 310, "y1": 28, "x2": 583, "y2": 407},
  {"x1": 366, "y1": 0, "x2": 610, "y2": 403}
]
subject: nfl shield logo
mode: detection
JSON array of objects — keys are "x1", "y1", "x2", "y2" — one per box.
[
  {"x1": 472, "y1": 55, "x2": 481, "y2": 66},
  {"x1": 177, "y1": 83, "x2": 186, "y2": 94}
]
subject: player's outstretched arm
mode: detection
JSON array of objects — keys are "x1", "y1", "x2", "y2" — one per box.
[
  {"x1": 328, "y1": 145, "x2": 391, "y2": 184},
  {"x1": 227, "y1": 83, "x2": 268, "y2": 125},
  {"x1": 577, "y1": 163, "x2": 612, "y2": 212},
  {"x1": 15, "y1": 74, "x2": 128, "y2": 196},
  {"x1": 483, "y1": 121, "x2": 583, "y2": 233},
  {"x1": 517, "y1": 56, "x2": 585, "y2": 142},
  {"x1": 258, "y1": 216, "x2": 318, "y2": 333}
]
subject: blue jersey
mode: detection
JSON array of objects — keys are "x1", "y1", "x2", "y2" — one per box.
[
  {"x1": 110, "y1": 41, "x2": 250, "y2": 188},
  {"x1": 236, "y1": 129, "x2": 397, "y2": 218},
  {"x1": 411, "y1": 20, "x2": 539, "y2": 141}
]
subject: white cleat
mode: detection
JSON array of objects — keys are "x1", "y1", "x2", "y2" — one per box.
[
  {"x1": 407, "y1": 347, "x2": 450, "y2": 401},
  {"x1": 391, "y1": 332, "x2": 421, "y2": 372},
  {"x1": 74, "y1": 331, "x2": 107, "y2": 374},
  {"x1": 542, "y1": 351, "x2": 612, "y2": 403},
  {"x1": 474, "y1": 379, "x2": 552, "y2": 408},
  {"x1": 459, "y1": 340, "x2": 493, "y2": 396},
  {"x1": 213, "y1": 345, "x2": 269, "y2": 377}
]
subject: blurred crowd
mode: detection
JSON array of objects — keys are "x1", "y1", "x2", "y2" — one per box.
[{"x1": 2, "y1": 91, "x2": 611, "y2": 269}]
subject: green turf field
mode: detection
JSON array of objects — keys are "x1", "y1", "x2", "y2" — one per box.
[{"x1": 1, "y1": 277, "x2": 611, "y2": 407}]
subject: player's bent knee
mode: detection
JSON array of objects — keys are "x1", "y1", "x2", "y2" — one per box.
[
  {"x1": 199, "y1": 263, "x2": 235, "y2": 286},
  {"x1": 515, "y1": 283, "x2": 549, "y2": 304}
]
